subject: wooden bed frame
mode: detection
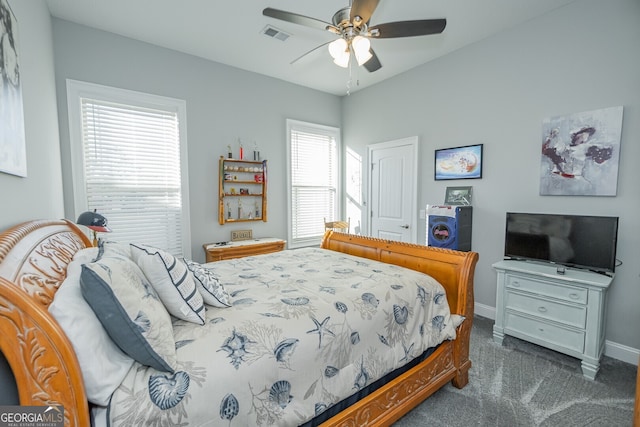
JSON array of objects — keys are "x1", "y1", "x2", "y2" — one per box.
[{"x1": 0, "y1": 220, "x2": 478, "y2": 427}]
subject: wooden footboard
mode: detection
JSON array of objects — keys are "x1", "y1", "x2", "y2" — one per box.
[
  {"x1": 320, "y1": 231, "x2": 478, "y2": 426},
  {"x1": 0, "y1": 223, "x2": 477, "y2": 427}
]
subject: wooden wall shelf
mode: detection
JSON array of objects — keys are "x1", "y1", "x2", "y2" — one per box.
[{"x1": 218, "y1": 156, "x2": 267, "y2": 224}]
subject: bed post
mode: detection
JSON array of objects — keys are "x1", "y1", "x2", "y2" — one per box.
[{"x1": 451, "y1": 250, "x2": 478, "y2": 388}]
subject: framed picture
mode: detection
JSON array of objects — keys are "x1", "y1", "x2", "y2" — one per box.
[
  {"x1": 434, "y1": 144, "x2": 483, "y2": 180},
  {"x1": 0, "y1": 0, "x2": 27, "y2": 177},
  {"x1": 540, "y1": 106, "x2": 623, "y2": 196},
  {"x1": 445, "y1": 186, "x2": 472, "y2": 205}
]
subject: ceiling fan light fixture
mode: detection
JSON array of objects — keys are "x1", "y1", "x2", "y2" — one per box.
[
  {"x1": 333, "y1": 51, "x2": 350, "y2": 68},
  {"x1": 328, "y1": 38, "x2": 347, "y2": 58},
  {"x1": 264, "y1": 2, "x2": 448, "y2": 75},
  {"x1": 352, "y1": 35, "x2": 372, "y2": 65},
  {"x1": 328, "y1": 38, "x2": 350, "y2": 68}
]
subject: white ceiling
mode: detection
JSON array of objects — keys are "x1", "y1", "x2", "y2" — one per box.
[{"x1": 45, "y1": 0, "x2": 579, "y2": 96}]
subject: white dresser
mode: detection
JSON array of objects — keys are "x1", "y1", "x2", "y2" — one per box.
[{"x1": 492, "y1": 260, "x2": 613, "y2": 380}]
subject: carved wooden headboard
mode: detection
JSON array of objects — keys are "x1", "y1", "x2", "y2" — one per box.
[{"x1": 0, "y1": 220, "x2": 92, "y2": 427}]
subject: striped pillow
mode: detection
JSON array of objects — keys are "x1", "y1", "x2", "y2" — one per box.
[{"x1": 130, "y1": 243, "x2": 205, "y2": 325}]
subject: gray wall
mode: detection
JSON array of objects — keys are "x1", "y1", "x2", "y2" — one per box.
[
  {"x1": 0, "y1": 0, "x2": 60, "y2": 404},
  {"x1": 52, "y1": 19, "x2": 342, "y2": 263},
  {"x1": 342, "y1": 0, "x2": 640, "y2": 356}
]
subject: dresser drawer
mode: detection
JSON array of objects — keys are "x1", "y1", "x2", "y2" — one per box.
[
  {"x1": 505, "y1": 291, "x2": 586, "y2": 328},
  {"x1": 506, "y1": 274, "x2": 587, "y2": 304},
  {"x1": 505, "y1": 311, "x2": 585, "y2": 353}
]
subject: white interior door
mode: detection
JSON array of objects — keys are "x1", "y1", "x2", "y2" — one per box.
[{"x1": 368, "y1": 137, "x2": 418, "y2": 243}]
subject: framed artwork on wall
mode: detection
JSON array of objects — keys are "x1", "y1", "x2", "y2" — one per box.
[
  {"x1": 445, "y1": 186, "x2": 472, "y2": 205},
  {"x1": 0, "y1": 0, "x2": 27, "y2": 177},
  {"x1": 540, "y1": 106, "x2": 623, "y2": 196},
  {"x1": 434, "y1": 144, "x2": 483, "y2": 180}
]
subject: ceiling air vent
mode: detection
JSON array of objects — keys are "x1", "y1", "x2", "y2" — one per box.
[{"x1": 261, "y1": 25, "x2": 290, "y2": 42}]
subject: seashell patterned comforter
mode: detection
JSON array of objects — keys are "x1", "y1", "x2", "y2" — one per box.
[{"x1": 107, "y1": 247, "x2": 462, "y2": 426}]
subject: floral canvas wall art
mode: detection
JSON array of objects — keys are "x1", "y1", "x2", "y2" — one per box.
[{"x1": 540, "y1": 106, "x2": 623, "y2": 196}]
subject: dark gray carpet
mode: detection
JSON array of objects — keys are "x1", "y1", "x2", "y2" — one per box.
[{"x1": 394, "y1": 316, "x2": 636, "y2": 426}]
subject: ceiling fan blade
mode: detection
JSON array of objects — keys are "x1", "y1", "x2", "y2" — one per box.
[
  {"x1": 350, "y1": 0, "x2": 380, "y2": 25},
  {"x1": 370, "y1": 19, "x2": 446, "y2": 38},
  {"x1": 290, "y1": 40, "x2": 333, "y2": 65},
  {"x1": 263, "y1": 8, "x2": 338, "y2": 33},
  {"x1": 363, "y1": 48, "x2": 382, "y2": 72}
]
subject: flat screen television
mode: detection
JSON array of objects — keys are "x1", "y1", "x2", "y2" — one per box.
[{"x1": 504, "y1": 212, "x2": 619, "y2": 276}]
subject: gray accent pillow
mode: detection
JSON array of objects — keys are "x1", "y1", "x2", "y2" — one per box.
[
  {"x1": 80, "y1": 255, "x2": 177, "y2": 373},
  {"x1": 49, "y1": 248, "x2": 134, "y2": 406}
]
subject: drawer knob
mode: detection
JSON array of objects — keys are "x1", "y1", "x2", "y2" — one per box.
[
  {"x1": 512, "y1": 281, "x2": 520, "y2": 287},
  {"x1": 538, "y1": 306, "x2": 548, "y2": 313},
  {"x1": 569, "y1": 293, "x2": 579, "y2": 299}
]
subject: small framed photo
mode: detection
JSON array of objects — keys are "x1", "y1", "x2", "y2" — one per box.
[
  {"x1": 434, "y1": 144, "x2": 483, "y2": 180},
  {"x1": 445, "y1": 186, "x2": 473, "y2": 205}
]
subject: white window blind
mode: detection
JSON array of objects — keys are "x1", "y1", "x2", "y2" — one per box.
[
  {"x1": 287, "y1": 120, "x2": 340, "y2": 248},
  {"x1": 68, "y1": 80, "x2": 191, "y2": 257}
]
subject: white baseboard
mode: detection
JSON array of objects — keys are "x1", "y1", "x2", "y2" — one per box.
[
  {"x1": 605, "y1": 340, "x2": 639, "y2": 366},
  {"x1": 474, "y1": 302, "x2": 496, "y2": 320},
  {"x1": 474, "y1": 302, "x2": 639, "y2": 366}
]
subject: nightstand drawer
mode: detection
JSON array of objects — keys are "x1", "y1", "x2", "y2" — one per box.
[
  {"x1": 505, "y1": 311, "x2": 585, "y2": 353},
  {"x1": 505, "y1": 291, "x2": 586, "y2": 328},
  {"x1": 506, "y1": 275, "x2": 587, "y2": 304}
]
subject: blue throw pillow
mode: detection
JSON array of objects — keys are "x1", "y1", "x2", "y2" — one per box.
[{"x1": 80, "y1": 255, "x2": 177, "y2": 372}]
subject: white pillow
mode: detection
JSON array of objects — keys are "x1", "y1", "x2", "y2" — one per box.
[
  {"x1": 184, "y1": 259, "x2": 232, "y2": 308},
  {"x1": 130, "y1": 244, "x2": 206, "y2": 325},
  {"x1": 98, "y1": 240, "x2": 132, "y2": 259},
  {"x1": 49, "y1": 248, "x2": 134, "y2": 406}
]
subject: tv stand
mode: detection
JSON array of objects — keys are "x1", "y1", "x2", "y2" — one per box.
[{"x1": 492, "y1": 260, "x2": 613, "y2": 380}]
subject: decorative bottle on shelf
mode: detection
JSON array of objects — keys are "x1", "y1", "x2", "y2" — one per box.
[
  {"x1": 238, "y1": 138, "x2": 244, "y2": 160},
  {"x1": 253, "y1": 141, "x2": 260, "y2": 161}
]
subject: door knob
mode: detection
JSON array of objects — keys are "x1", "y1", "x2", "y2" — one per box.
[{"x1": 400, "y1": 224, "x2": 409, "y2": 229}]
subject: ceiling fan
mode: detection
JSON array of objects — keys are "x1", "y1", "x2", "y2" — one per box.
[{"x1": 263, "y1": 0, "x2": 446, "y2": 72}]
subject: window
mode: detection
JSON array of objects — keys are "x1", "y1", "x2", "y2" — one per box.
[
  {"x1": 286, "y1": 119, "x2": 340, "y2": 248},
  {"x1": 67, "y1": 80, "x2": 191, "y2": 257}
]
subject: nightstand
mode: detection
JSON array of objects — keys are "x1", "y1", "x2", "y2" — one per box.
[{"x1": 203, "y1": 238, "x2": 285, "y2": 262}]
